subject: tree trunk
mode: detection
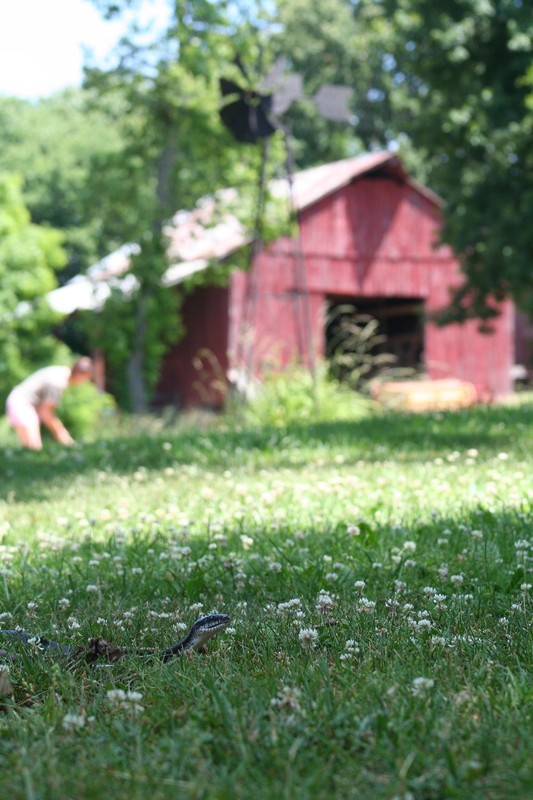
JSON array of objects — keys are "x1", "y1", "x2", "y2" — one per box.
[
  {"x1": 128, "y1": 125, "x2": 178, "y2": 414},
  {"x1": 127, "y1": 293, "x2": 148, "y2": 413}
]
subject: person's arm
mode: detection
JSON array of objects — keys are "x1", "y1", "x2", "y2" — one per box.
[{"x1": 37, "y1": 403, "x2": 74, "y2": 445}]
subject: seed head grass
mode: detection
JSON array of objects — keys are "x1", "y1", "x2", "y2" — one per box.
[{"x1": 1, "y1": 401, "x2": 532, "y2": 799}]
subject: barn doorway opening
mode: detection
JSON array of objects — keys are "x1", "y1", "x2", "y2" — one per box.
[{"x1": 325, "y1": 296, "x2": 425, "y2": 386}]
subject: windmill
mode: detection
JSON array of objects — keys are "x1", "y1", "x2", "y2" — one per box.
[{"x1": 219, "y1": 56, "x2": 353, "y2": 399}]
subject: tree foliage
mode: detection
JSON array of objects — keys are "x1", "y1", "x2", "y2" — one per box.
[
  {"x1": 381, "y1": 0, "x2": 533, "y2": 320},
  {"x1": 0, "y1": 91, "x2": 126, "y2": 280},
  {"x1": 270, "y1": 0, "x2": 398, "y2": 164},
  {"x1": 3, "y1": 0, "x2": 531, "y2": 412},
  {"x1": 0, "y1": 173, "x2": 69, "y2": 405}
]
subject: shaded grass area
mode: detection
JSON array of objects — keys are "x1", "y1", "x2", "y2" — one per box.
[
  {"x1": 1, "y1": 401, "x2": 533, "y2": 799},
  {"x1": 1, "y1": 400, "x2": 531, "y2": 501}
]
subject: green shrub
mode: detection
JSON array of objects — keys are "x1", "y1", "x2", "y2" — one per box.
[
  {"x1": 238, "y1": 362, "x2": 377, "y2": 427},
  {"x1": 56, "y1": 381, "x2": 116, "y2": 439}
]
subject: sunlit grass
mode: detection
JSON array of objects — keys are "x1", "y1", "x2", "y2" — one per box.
[{"x1": 1, "y1": 400, "x2": 533, "y2": 799}]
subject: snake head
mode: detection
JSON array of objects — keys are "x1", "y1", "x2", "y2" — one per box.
[
  {"x1": 162, "y1": 613, "x2": 231, "y2": 661},
  {"x1": 191, "y1": 614, "x2": 230, "y2": 635},
  {"x1": 189, "y1": 614, "x2": 230, "y2": 650}
]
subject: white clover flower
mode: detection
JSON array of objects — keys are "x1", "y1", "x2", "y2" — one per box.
[
  {"x1": 107, "y1": 689, "x2": 144, "y2": 715},
  {"x1": 347, "y1": 524, "x2": 361, "y2": 536},
  {"x1": 86, "y1": 584, "x2": 99, "y2": 593},
  {"x1": 277, "y1": 598, "x2": 302, "y2": 614},
  {"x1": 403, "y1": 541, "x2": 417, "y2": 552},
  {"x1": 58, "y1": 598, "x2": 70, "y2": 610},
  {"x1": 62, "y1": 712, "x2": 86, "y2": 731},
  {"x1": 354, "y1": 580, "x2": 366, "y2": 593},
  {"x1": 315, "y1": 589, "x2": 337, "y2": 614},
  {"x1": 340, "y1": 653, "x2": 353, "y2": 661},
  {"x1": 298, "y1": 627, "x2": 318, "y2": 649},
  {"x1": 344, "y1": 639, "x2": 360, "y2": 655},
  {"x1": 106, "y1": 689, "x2": 126, "y2": 704},
  {"x1": 450, "y1": 574, "x2": 464, "y2": 585},
  {"x1": 240, "y1": 535, "x2": 254, "y2": 550},
  {"x1": 358, "y1": 598, "x2": 376, "y2": 612},
  {"x1": 411, "y1": 677, "x2": 435, "y2": 697},
  {"x1": 270, "y1": 685, "x2": 302, "y2": 713}
]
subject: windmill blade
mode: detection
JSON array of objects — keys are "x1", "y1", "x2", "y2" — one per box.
[
  {"x1": 234, "y1": 54, "x2": 252, "y2": 83},
  {"x1": 260, "y1": 58, "x2": 304, "y2": 117},
  {"x1": 259, "y1": 56, "x2": 290, "y2": 91},
  {"x1": 220, "y1": 77, "x2": 244, "y2": 99},
  {"x1": 272, "y1": 73, "x2": 304, "y2": 117},
  {"x1": 219, "y1": 87, "x2": 277, "y2": 144},
  {"x1": 313, "y1": 85, "x2": 353, "y2": 122}
]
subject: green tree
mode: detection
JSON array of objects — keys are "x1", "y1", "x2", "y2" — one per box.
[
  {"x1": 271, "y1": 0, "x2": 399, "y2": 165},
  {"x1": 381, "y1": 0, "x2": 533, "y2": 321},
  {"x1": 0, "y1": 90, "x2": 126, "y2": 280},
  {"x1": 79, "y1": 0, "x2": 257, "y2": 411},
  {"x1": 0, "y1": 173, "x2": 69, "y2": 405}
]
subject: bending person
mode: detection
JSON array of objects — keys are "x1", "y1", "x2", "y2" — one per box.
[{"x1": 5, "y1": 357, "x2": 94, "y2": 450}]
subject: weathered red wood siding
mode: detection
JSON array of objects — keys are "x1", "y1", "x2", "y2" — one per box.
[
  {"x1": 157, "y1": 284, "x2": 229, "y2": 408},
  {"x1": 228, "y1": 173, "x2": 514, "y2": 399},
  {"x1": 160, "y1": 163, "x2": 514, "y2": 407}
]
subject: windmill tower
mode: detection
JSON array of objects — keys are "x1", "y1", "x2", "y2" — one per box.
[{"x1": 219, "y1": 57, "x2": 353, "y2": 397}]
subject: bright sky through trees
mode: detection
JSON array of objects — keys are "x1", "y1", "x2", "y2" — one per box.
[{"x1": 0, "y1": 0, "x2": 172, "y2": 100}]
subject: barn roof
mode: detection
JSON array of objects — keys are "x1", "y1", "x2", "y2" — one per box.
[
  {"x1": 47, "y1": 151, "x2": 441, "y2": 314},
  {"x1": 278, "y1": 150, "x2": 442, "y2": 210}
]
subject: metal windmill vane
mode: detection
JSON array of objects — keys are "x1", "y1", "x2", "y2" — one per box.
[
  {"x1": 219, "y1": 56, "x2": 353, "y2": 142},
  {"x1": 219, "y1": 57, "x2": 353, "y2": 399}
]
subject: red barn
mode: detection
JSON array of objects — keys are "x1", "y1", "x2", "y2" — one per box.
[{"x1": 157, "y1": 151, "x2": 515, "y2": 408}]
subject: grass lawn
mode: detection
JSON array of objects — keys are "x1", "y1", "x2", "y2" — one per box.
[{"x1": 1, "y1": 400, "x2": 532, "y2": 799}]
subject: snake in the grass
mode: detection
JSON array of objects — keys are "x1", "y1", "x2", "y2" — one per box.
[{"x1": 0, "y1": 613, "x2": 230, "y2": 664}]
